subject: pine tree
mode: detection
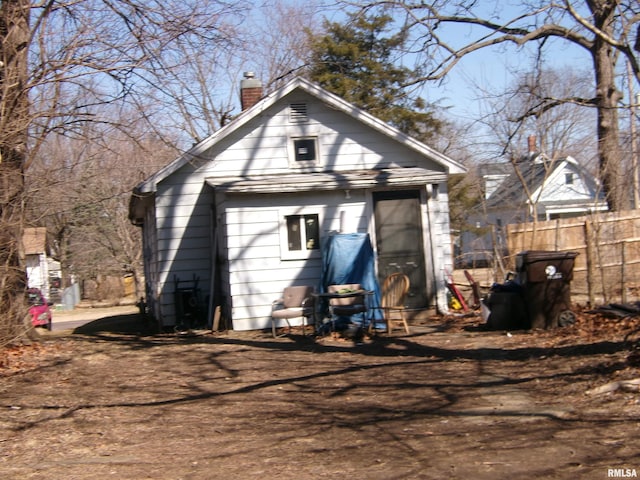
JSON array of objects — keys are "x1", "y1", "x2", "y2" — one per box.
[{"x1": 306, "y1": 13, "x2": 442, "y2": 142}]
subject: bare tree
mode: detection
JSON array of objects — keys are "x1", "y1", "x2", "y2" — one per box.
[
  {"x1": 26, "y1": 105, "x2": 178, "y2": 300},
  {"x1": 1, "y1": 0, "x2": 30, "y2": 342},
  {"x1": 0, "y1": 0, "x2": 245, "y2": 342},
  {"x1": 250, "y1": 0, "x2": 323, "y2": 89},
  {"x1": 105, "y1": 1, "x2": 323, "y2": 146},
  {"x1": 474, "y1": 67, "x2": 603, "y2": 253},
  {"x1": 483, "y1": 68, "x2": 598, "y2": 166},
  {"x1": 347, "y1": 0, "x2": 640, "y2": 211}
]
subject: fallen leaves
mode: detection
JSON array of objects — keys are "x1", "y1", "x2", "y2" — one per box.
[{"x1": 0, "y1": 341, "x2": 69, "y2": 376}]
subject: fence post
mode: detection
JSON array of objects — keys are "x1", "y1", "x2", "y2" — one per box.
[
  {"x1": 621, "y1": 241, "x2": 627, "y2": 304},
  {"x1": 584, "y1": 218, "x2": 596, "y2": 306}
]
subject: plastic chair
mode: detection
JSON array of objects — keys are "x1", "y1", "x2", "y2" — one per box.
[
  {"x1": 380, "y1": 273, "x2": 410, "y2": 334},
  {"x1": 271, "y1": 286, "x2": 315, "y2": 337}
]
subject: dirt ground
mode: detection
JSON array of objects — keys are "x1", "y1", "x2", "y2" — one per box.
[{"x1": 1, "y1": 307, "x2": 639, "y2": 480}]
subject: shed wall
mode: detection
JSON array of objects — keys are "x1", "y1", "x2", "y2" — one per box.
[
  {"x1": 154, "y1": 181, "x2": 214, "y2": 326},
  {"x1": 223, "y1": 190, "x2": 369, "y2": 331},
  {"x1": 148, "y1": 90, "x2": 454, "y2": 328}
]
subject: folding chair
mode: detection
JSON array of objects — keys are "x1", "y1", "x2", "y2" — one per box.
[{"x1": 271, "y1": 286, "x2": 315, "y2": 337}]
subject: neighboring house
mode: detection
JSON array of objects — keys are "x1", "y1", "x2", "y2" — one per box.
[
  {"x1": 129, "y1": 74, "x2": 466, "y2": 331},
  {"x1": 22, "y1": 227, "x2": 61, "y2": 300},
  {"x1": 458, "y1": 136, "x2": 607, "y2": 267}
]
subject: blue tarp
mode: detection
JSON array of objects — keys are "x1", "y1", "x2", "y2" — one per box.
[{"x1": 319, "y1": 233, "x2": 383, "y2": 329}]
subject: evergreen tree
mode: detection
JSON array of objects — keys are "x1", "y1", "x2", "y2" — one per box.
[{"x1": 306, "y1": 13, "x2": 442, "y2": 142}]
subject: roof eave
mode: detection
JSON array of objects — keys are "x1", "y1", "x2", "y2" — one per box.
[{"x1": 206, "y1": 168, "x2": 447, "y2": 194}]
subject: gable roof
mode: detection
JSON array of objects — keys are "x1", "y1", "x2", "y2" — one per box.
[
  {"x1": 485, "y1": 158, "x2": 549, "y2": 208},
  {"x1": 485, "y1": 154, "x2": 603, "y2": 209},
  {"x1": 479, "y1": 161, "x2": 512, "y2": 179},
  {"x1": 133, "y1": 76, "x2": 465, "y2": 195}
]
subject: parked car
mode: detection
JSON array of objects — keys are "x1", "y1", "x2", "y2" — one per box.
[{"x1": 27, "y1": 288, "x2": 52, "y2": 330}]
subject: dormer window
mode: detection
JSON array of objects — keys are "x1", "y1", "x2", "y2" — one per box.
[{"x1": 290, "y1": 136, "x2": 319, "y2": 167}]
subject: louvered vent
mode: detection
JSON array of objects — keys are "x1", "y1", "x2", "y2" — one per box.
[{"x1": 289, "y1": 103, "x2": 308, "y2": 122}]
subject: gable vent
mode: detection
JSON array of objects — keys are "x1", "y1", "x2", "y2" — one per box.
[{"x1": 289, "y1": 103, "x2": 308, "y2": 123}]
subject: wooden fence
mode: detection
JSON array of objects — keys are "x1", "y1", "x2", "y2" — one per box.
[{"x1": 506, "y1": 209, "x2": 640, "y2": 306}]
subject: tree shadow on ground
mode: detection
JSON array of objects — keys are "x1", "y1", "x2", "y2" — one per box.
[
  {"x1": 70, "y1": 312, "x2": 633, "y2": 372},
  {"x1": 72, "y1": 313, "x2": 159, "y2": 336}
]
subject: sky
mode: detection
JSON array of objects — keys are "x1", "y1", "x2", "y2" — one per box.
[
  {"x1": 432, "y1": 37, "x2": 593, "y2": 122},
  {"x1": 296, "y1": 1, "x2": 600, "y2": 146},
  {"x1": 244, "y1": 0, "x2": 637, "y2": 164}
]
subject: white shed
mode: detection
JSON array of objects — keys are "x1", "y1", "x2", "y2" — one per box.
[
  {"x1": 23, "y1": 227, "x2": 51, "y2": 297},
  {"x1": 129, "y1": 75, "x2": 466, "y2": 331}
]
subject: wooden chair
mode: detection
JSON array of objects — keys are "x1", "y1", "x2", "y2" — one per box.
[
  {"x1": 380, "y1": 273, "x2": 410, "y2": 334},
  {"x1": 271, "y1": 286, "x2": 315, "y2": 337}
]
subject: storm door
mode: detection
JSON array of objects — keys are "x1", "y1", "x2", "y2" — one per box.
[{"x1": 373, "y1": 190, "x2": 432, "y2": 309}]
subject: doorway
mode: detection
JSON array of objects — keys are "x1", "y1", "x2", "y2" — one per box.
[{"x1": 373, "y1": 190, "x2": 433, "y2": 309}]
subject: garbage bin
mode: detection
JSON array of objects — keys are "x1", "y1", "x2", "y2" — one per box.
[
  {"x1": 515, "y1": 250, "x2": 579, "y2": 329},
  {"x1": 484, "y1": 281, "x2": 528, "y2": 331}
]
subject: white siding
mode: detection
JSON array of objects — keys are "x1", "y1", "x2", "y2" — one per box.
[
  {"x1": 26, "y1": 254, "x2": 48, "y2": 295},
  {"x1": 148, "y1": 89, "x2": 455, "y2": 328},
  {"x1": 223, "y1": 190, "x2": 369, "y2": 330},
  {"x1": 154, "y1": 179, "x2": 214, "y2": 326},
  {"x1": 539, "y1": 163, "x2": 594, "y2": 202},
  {"x1": 199, "y1": 92, "x2": 446, "y2": 179}
]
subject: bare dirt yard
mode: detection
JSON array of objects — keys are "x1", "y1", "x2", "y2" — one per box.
[{"x1": 1, "y1": 307, "x2": 639, "y2": 479}]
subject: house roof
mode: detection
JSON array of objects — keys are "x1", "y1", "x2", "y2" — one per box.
[
  {"x1": 485, "y1": 158, "x2": 548, "y2": 208},
  {"x1": 478, "y1": 161, "x2": 512, "y2": 178},
  {"x1": 133, "y1": 76, "x2": 466, "y2": 196},
  {"x1": 484, "y1": 154, "x2": 604, "y2": 209},
  {"x1": 23, "y1": 227, "x2": 47, "y2": 255}
]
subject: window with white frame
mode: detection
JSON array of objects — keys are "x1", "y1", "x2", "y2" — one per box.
[{"x1": 280, "y1": 213, "x2": 320, "y2": 259}]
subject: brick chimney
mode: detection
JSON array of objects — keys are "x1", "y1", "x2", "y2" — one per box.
[
  {"x1": 240, "y1": 72, "x2": 263, "y2": 111},
  {"x1": 528, "y1": 135, "x2": 537, "y2": 155}
]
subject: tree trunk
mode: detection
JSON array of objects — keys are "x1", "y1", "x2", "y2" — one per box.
[
  {"x1": 0, "y1": 0, "x2": 30, "y2": 340},
  {"x1": 590, "y1": 0, "x2": 627, "y2": 211}
]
